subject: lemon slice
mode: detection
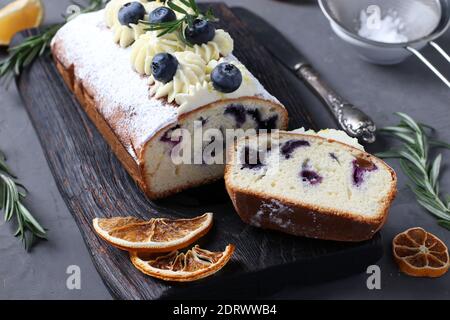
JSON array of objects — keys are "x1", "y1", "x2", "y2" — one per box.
[
  {"x1": 0, "y1": 0, "x2": 44, "y2": 46},
  {"x1": 393, "y1": 227, "x2": 449, "y2": 278},
  {"x1": 130, "y1": 244, "x2": 235, "y2": 282},
  {"x1": 93, "y1": 213, "x2": 213, "y2": 253}
]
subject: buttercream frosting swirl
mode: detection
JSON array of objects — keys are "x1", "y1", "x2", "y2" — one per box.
[
  {"x1": 186, "y1": 29, "x2": 234, "y2": 62},
  {"x1": 149, "y1": 51, "x2": 207, "y2": 103},
  {"x1": 130, "y1": 31, "x2": 184, "y2": 75}
]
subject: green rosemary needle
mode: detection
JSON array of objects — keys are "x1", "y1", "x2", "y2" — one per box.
[
  {"x1": 377, "y1": 112, "x2": 450, "y2": 230},
  {"x1": 0, "y1": 151, "x2": 47, "y2": 250},
  {"x1": 142, "y1": 0, "x2": 217, "y2": 46}
]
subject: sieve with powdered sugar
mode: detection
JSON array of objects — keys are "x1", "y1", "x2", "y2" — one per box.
[{"x1": 319, "y1": 0, "x2": 450, "y2": 88}]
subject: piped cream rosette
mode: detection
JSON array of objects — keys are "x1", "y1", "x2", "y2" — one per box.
[
  {"x1": 131, "y1": 29, "x2": 234, "y2": 75},
  {"x1": 149, "y1": 51, "x2": 207, "y2": 103},
  {"x1": 131, "y1": 31, "x2": 184, "y2": 75},
  {"x1": 185, "y1": 29, "x2": 233, "y2": 63},
  {"x1": 105, "y1": 0, "x2": 163, "y2": 48}
]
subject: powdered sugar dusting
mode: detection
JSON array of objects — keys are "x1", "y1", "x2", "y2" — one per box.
[{"x1": 52, "y1": 10, "x2": 178, "y2": 159}]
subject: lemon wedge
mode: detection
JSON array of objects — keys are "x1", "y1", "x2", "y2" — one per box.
[{"x1": 0, "y1": 0, "x2": 44, "y2": 46}]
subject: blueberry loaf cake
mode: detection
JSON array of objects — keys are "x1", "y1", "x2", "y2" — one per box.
[
  {"x1": 225, "y1": 130, "x2": 397, "y2": 241},
  {"x1": 51, "y1": 0, "x2": 288, "y2": 199}
]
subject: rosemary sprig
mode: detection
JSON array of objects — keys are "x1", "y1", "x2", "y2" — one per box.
[
  {"x1": 0, "y1": 0, "x2": 106, "y2": 84},
  {"x1": 142, "y1": 0, "x2": 217, "y2": 46},
  {"x1": 0, "y1": 151, "x2": 47, "y2": 250},
  {"x1": 377, "y1": 112, "x2": 450, "y2": 230}
]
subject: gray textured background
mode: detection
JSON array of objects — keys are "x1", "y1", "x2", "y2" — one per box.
[{"x1": 0, "y1": 0, "x2": 449, "y2": 299}]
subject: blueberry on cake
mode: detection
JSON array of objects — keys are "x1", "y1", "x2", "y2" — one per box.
[
  {"x1": 225, "y1": 130, "x2": 397, "y2": 241},
  {"x1": 51, "y1": 0, "x2": 288, "y2": 199}
]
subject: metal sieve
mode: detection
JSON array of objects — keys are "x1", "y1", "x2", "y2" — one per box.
[{"x1": 319, "y1": 0, "x2": 450, "y2": 88}]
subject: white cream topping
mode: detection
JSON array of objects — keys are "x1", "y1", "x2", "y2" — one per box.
[
  {"x1": 112, "y1": 23, "x2": 146, "y2": 48},
  {"x1": 171, "y1": 0, "x2": 195, "y2": 18},
  {"x1": 291, "y1": 128, "x2": 364, "y2": 150},
  {"x1": 103, "y1": 0, "x2": 271, "y2": 116},
  {"x1": 131, "y1": 28, "x2": 234, "y2": 75}
]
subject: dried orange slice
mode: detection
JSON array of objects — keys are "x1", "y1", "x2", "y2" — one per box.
[
  {"x1": 0, "y1": 0, "x2": 44, "y2": 46},
  {"x1": 93, "y1": 213, "x2": 213, "y2": 253},
  {"x1": 130, "y1": 244, "x2": 235, "y2": 282},
  {"x1": 393, "y1": 227, "x2": 449, "y2": 278}
]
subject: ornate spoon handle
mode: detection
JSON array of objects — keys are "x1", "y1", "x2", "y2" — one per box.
[{"x1": 296, "y1": 64, "x2": 376, "y2": 144}]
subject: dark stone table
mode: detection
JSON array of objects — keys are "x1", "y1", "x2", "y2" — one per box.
[{"x1": 0, "y1": 0, "x2": 449, "y2": 299}]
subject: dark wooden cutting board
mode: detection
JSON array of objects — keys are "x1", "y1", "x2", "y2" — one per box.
[{"x1": 16, "y1": 3, "x2": 383, "y2": 299}]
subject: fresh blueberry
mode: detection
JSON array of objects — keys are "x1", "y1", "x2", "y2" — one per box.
[
  {"x1": 352, "y1": 158, "x2": 377, "y2": 186},
  {"x1": 118, "y1": 2, "x2": 146, "y2": 26},
  {"x1": 151, "y1": 53, "x2": 179, "y2": 83},
  {"x1": 300, "y1": 170, "x2": 323, "y2": 185},
  {"x1": 149, "y1": 7, "x2": 176, "y2": 24},
  {"x1": 184, "y1": 19, "x2": 216, "y2": 45},
  {"x1": 280, "y1": 140, "x2": 310, "y2": 159},
  {"x1": 224, "y1": 104, "x2": 246, "y2": 127},
  {"x1": 211, "y1": 63, "x2": 243, "y2": 93}
]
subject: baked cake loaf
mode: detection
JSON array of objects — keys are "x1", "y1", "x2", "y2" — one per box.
[
  {"x1": 51, "y1": 1, "x2": 288, "y2": 199},
  {"x1": 225, "y1": 130, "x2": 397, "y2": 241}
]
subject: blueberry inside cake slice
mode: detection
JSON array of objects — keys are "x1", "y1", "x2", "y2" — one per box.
[{"x1": 225, "y1": 130, "x2": 397, "y2": 241}]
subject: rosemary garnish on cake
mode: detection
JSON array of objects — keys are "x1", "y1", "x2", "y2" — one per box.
[
  {"x1": 0, "y1": 0, "x2": 107, "y2": 84},
  {"x1": 377, "y1": 113, "x2": 450, "y2": 230},
  {"x1": 142, "y1": 0, "x2": 217, "y2": 46},
  {"x1": 0, "y1": 151, "x2": 46, "y2": 250}
]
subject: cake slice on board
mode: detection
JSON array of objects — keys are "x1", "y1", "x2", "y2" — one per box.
[{"x1": 225, "y1": 130, "x2": 397, "y2": 242}]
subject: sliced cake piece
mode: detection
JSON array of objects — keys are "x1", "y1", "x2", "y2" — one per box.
[{"x1": 225, "y1": 131, "x2": 397, "y2": 242}]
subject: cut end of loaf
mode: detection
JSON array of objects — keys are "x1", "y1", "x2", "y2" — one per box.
[{"x1": 141, "y1": 98, "x2": 288, "y2": 199}]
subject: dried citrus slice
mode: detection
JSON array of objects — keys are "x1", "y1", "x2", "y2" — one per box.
[
  {"x1": 393, "y1": 227, "x2": 449, "y2": 278},
  {"x1": 0, "y1": 0, "x2": 44, "y2": 46},
  {"x1": 93, "y1": 213, "x2": 213, "y2": 253},
  {"x1": 130, "y1": 244, "x2": 235, "y2": 282}
]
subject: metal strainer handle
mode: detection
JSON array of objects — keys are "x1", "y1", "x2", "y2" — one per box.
[
  {"x1": 429, "y1": 42, "x2": 450, "y2": 63},
  {"x1": 406, "y1": 43, "x2": 450, "y2": 89}
]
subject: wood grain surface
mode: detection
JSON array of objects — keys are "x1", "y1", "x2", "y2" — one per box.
[{"x1": 17, "y1": 3, "x2": 383, "y2": 299}]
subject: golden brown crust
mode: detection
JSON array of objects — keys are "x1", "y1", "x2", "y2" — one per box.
[
  {"x1": 224, "y1": 133, "x2": 398, "y2": 242},
  {"x1": 51, "y1": 42, "x2": 288, "y2": 199},
  {"x1": 53, "y1": 50, "x2": 146, "y2": 189}
]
